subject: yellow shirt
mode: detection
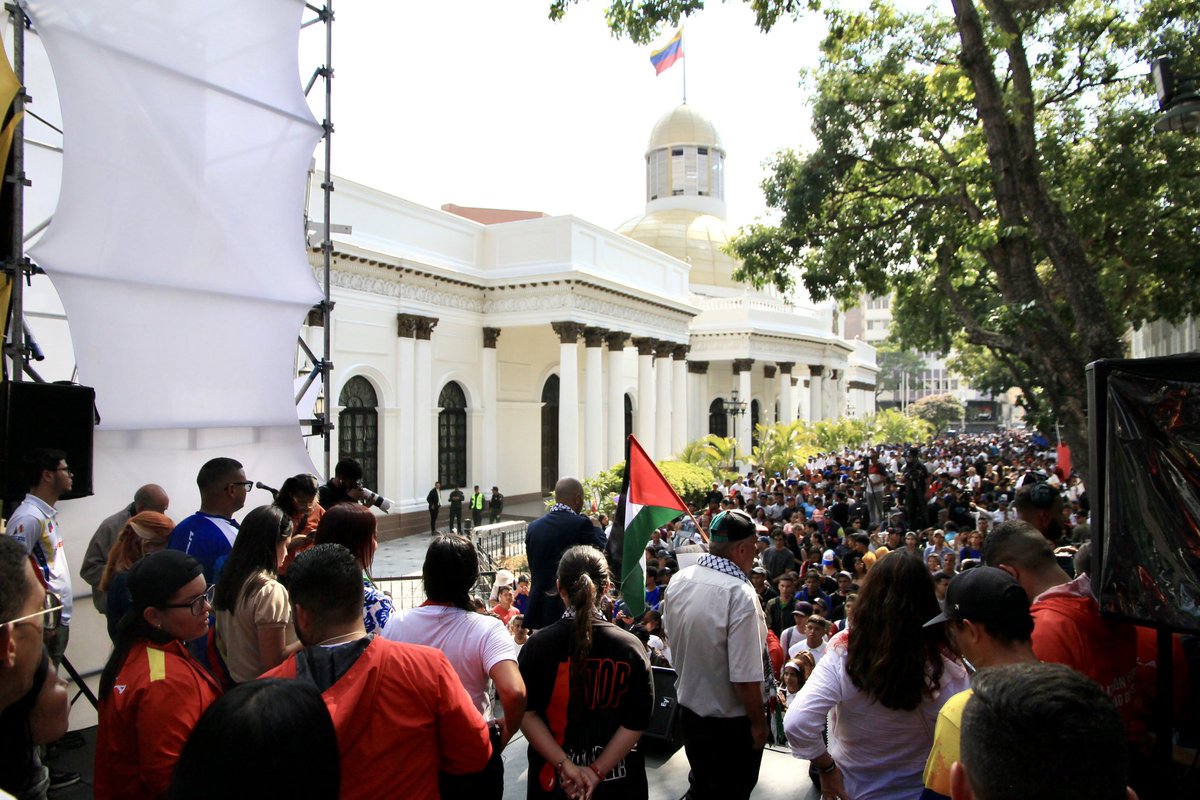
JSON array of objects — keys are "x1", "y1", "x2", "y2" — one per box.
[{"x1": 923, "y1": 687, "x2": 973, "y2": 797}]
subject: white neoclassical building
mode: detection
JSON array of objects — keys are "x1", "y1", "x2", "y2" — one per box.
[{"x1": 305, "y1": 104, "x2": 878, "y2": 535}]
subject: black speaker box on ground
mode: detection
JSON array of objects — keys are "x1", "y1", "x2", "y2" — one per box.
[
  {"x1": 1087, "y1": 354, "x2": 1200, "y2": 633},
  {"x1": 0, "y1": 381, "x2": 95, "y2": 503},
  {"x1": 642, "y1": 666, "x2": 683, "y2": 751}
]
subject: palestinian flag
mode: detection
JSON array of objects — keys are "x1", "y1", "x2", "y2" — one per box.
[{"x1": 608, "y1": 435, "x2": 690, "y2": 616}]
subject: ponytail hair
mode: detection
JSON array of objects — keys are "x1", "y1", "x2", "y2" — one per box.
[{"x1": 556, "y1": 545, "x2": 609, "y2": 683}]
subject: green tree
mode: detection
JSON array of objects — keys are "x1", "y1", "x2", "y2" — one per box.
[
  {"x1": 747, "y1": 419, "x2": 818, "y2": 473},
  {"x1": 584, "y1": 459, "x2": 712, "y2": 517},
  {"x1": 907, "y1": 393, "x2": 965, "y2": 432},
  {"x1": 679, "y1": 434, "x2": 742, "y2": 481},
  {"x1": 874, "y1": 340, "x2": 926, "y2": 405},
  {"x1": 554, "y1": 0, "x2": 1200, "y2": 485},
  {"x1": 870, "y1": 407, "x2": 934, "y2": 443}
]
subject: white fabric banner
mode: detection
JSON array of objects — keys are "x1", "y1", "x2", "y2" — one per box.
[{"x1": 21, "y1": 0, "x2": 323, "y2": 429}]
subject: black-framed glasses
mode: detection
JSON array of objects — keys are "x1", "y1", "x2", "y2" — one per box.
[
  {"x1": 54, "y1": 467, "x2": 73, "y2": 476},
  {"x1": 2, "y1": 593, "x2": 63, "y2": 632},
  {"x1": 227, "y1": 480, "x2": 254, "y2": 491},
  {"x1": 161, "y1": 584, "x2": 215, "y2": 616}
]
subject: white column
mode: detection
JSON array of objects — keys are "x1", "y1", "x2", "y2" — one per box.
[
  {"x1": 396, "y1": 317, "x2": 417, "y2": 503},
  {"x1": 655, "y1": 343, "x2": 672, "y2": 459},
  {"x1": 606, "y1": 332, "x2": 629, "y2": 465},
  {"x1": 414, "y1": 317, "x2": 439, "y2": 492},
  {"x1": 583, "y1": 327, "x2": 606, "y2": 477},
  {"x1": 779, "y1": 362, "x2": 795, "y2": 424},
  {"x1": 552, "y1": 322, "x2": 583, "y2": 479},
  {"x1": 482, "y1": 327, "x2": 500, "y2": 488},
  {"x1": 697, "y1": 365, "x2": 710, "y2": 439},
  {"x1": 735, "y1": 359, "x2": 754, "y2": 458},
  {"x1": 634, "y1": 338, "x2": 656, "y2": 447},
  {"x1": 671, "y1": 346, "x2": 688, "y2": 452},
  {"x1": 809, "y1": 364, "x2": 825, "y2": 422}
]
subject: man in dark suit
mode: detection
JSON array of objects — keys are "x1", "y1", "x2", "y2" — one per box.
[{"x1": 523, "y1": 477, "x2": 605, "y2": 630}]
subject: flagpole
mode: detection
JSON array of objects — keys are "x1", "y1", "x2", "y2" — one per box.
[{"x1": 681, "y1": 26, "x2": 687, "y2": 104}]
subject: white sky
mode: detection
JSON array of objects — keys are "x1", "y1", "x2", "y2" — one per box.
[{"x1": 297, "y1": 1, "x2": 828, "y2": 231}]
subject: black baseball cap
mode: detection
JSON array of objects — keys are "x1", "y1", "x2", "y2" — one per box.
[
  {"x1": 709, "y1": 509, "x2": 756, "y2": 542},
  {"x1": 923, "y1": 566, "x2": 1030, "y2": 627}
]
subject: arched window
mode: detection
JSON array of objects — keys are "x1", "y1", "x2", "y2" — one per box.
[
  {"x1": 709, "y1": 398, "x2": 728, "y2": 438},
  {"x1": 624, "y1": 393, "x2": 634, "y2": 442},
  {"x1": 541, "y1": 376, "x2": 560, "y2": 495},
  {"x1": 438, "y1": 382, "x2": 468, "y2": 489},
  {"x1": 338, "y1": 377, "x2": 378, "y2": 490},
  {"x1": 751, "y1": 399, "x2": 761, "y2": 447}
]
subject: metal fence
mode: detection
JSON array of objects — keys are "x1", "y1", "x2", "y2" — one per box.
[
  {"x1": 373, "y1": 521, "x2": 526, "y2": 611},
  {"x1": 472, "y1": 520, "x2": 528, "y2": 567}
]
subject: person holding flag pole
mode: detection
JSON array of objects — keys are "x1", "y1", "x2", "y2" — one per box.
[{"x1": 606, "y1": 435, "x2": 702, "y2": 620}]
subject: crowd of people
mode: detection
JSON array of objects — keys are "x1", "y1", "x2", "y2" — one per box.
[{"x1": 0, "y1": 431, "x2": 1195, "y2": 799}]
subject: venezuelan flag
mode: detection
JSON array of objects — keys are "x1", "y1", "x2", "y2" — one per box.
[{"x1": 649, "y1": 29, "x2": 683, "y2": 75}]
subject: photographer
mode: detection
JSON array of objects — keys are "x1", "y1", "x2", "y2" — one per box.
[{"x1": 318, "y1": 458, "x2": 393, "y2": 512}]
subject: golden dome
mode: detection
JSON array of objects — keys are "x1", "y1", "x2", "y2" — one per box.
[
  {"x1": 617, "y1": 208, "x2": 741, "y2": 289},
  {"x1": 648, "y1": 104, "x2": 724, "y2": 154}
]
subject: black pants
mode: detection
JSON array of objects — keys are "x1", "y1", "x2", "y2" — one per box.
[
  {"x1": 439, "y1": 721, "x2": 504, "y2": 799},
  {"x1": 680, "y1": 706, "x2": 763, "y2": 800},
  {"x1": 472, "y1": 509, "x2": 483, "y2": 528},
  {"x1": 429, "y1": 506, "x2": 439, "y2": 533},
  {"x1": 449, "y1": 507, "x2": 462, "y2": 532}
]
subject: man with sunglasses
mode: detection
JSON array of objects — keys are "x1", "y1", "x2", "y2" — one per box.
[
  {"x1": 5, "y1": 448, "x2": 74, "y2": 669},
  {"x1": 664, "y1": 508, "x2": 771, "y2": 799},
  {"x1": 167, "y1": 457, "x2": 250, "y2": 586}
]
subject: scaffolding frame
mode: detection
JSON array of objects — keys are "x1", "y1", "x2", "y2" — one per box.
[{"x1": 2, "y1": 3, "x2": 337, "y2": 476}]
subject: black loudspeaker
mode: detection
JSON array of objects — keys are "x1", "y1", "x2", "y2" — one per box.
[
  {"x1": 0, "y1": 382, "x2": 95, "y2": 503},
  {"x1": 1086, "y1": 354, "x2": 1200, "y2": 633},
  {"x1": 642, "y1": 666, "x2": 683, "y2": 749}
]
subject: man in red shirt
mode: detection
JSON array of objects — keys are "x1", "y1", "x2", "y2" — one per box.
[
  {"x1": 265, "y1": 544, "x2": 490, "y2": 799},
  {"x1": 982, "y1": 521, "x2": 1143, "y2": 739}
]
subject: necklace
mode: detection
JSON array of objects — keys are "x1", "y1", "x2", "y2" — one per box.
[{"x1": 316, "y1": 630, "x2": 366, "y2": 647}]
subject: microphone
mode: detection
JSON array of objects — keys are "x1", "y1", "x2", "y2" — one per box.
[{"x1": 255, "y1": 481, "x2": 279, "y2": 497}]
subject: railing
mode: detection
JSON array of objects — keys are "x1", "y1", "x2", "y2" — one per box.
[
  {"x1": 471, "y1": 520, "x2": 528, "y2": 567},
  {"x1": 373, "y1": 571, "x2": 498, "y2": 612},
  {"x1": 372, "y1": 520, "x2": 525, "y2": 612}
]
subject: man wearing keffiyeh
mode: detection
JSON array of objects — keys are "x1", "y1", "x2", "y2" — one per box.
[{"x1": 663, "y1": 509, "x2": 772, "y2": 800}]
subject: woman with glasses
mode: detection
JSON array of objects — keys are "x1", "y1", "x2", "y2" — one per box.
[
  {"x1": 213, "y1": 506, "x2": 299, "y2": 684},
  {"x1": 312, "y1": 503, "x2": 393, "y2": 634},
  {"x1": 98, "y1": 510, "x2": 174, "y2": 642},
  {"x1": 95, "y1": 550, "x2": 222, "y2": 800}
]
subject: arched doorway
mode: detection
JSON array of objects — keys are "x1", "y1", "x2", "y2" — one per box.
[
  {"x1": 338, "y1": 376, "x2": 378, "y2": 490},
  {"x1": 751, "y1": 399, "x2": 761, "y2": 447},
  {"x1": 708, "y1": 398, "x2": 728, "y2": 437},
  {"x1": 438, "y1": 382, "x2": 467, "y2": 489},
  {"x1": 541, "y1": 375, "x2": 559, "y2": 495}
]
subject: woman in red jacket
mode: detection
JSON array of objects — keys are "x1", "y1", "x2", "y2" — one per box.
[{"x1": 95, "y1": 550, "x2": 222, "y2": 800}]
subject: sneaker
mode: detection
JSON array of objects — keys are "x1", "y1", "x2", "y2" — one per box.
[{"x1": 48, "y1": 768, "x2": 81, "y2": 791}]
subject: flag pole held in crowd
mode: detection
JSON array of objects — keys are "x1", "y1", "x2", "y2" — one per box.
[{"x1": 608, "y1": 434, "x2": 695, "y2": 616}]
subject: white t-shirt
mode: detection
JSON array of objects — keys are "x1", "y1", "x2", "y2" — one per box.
[
  {"x1": 788, "y1": 637, "x2": 828, "y2": 664},
  {"x1": 382, "y1": 604, "x2": 516, "y2": 720}
]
